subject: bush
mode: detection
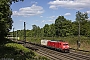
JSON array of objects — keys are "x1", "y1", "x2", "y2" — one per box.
[{"x1": 0, "y1": 39, "x2": 49, "y2": 60}]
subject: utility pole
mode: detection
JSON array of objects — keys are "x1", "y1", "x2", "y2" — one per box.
[
  {"x1": 77, "y1": 20, "x2": 81, "y2": 50},
  {"x1": 13, "y1": 28, "x2": 14, "y2": 40},
  {"x1": 24, "y1": 22, "x2": 26, "y2": 43}
]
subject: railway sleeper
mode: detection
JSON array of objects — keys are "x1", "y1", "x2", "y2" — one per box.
[{"x1": 25, "y1": 46, "x2": 38, "y2": 51}]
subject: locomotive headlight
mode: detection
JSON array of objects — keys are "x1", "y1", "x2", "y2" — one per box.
[{"x1": 67, "y1": 45, "x2": 69, "y2": 48}]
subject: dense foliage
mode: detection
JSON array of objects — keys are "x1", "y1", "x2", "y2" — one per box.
[
  {"x1": 11, "y1": 11, "x2": 90, "y2": 38},
  {"x1": 55, "y1": 16, "x2": 72, "y2": 37},
  {"x1": 0, "y1": 39, "x2": 49, "y2": 60},
  {"x1": 0, "y1": 0, "x2": 24, "y2": 38}
]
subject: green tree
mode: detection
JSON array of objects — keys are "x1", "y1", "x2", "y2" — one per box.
[
  {"x1": 32, "y1": 25, "x2": 41, "y2": 37},
  {"x1": 43, "y1": 24, "x2": 50, "y2": 37},
  {"x1": 49, "y1": 24, "x2": 55, "y2": 37},
  {"x1": 0, "y1": 0, "x2": 12, "y2": 38},
  {"x1": 40, "y1": 28, "x2": 44, "y2": 38},
  {"x1": 17, "y1": 30, "x2": 24, "y2": 37},
  {"x1": 75, "y1": 11, "x2": 89, "y2": 35},
  {"x1": 32, "y1": 25, "x2": 37, "y2": 37},
  {"x1": 84, "y1": 20, "x2": 90, "y2": 37},
  {"x1": 55, "y1": 16, "x2": 72, "y2": 37},
  {"x1": 0, "y1": 0, "x2": 24, "y2": 39},
  {"x1": 36, "y1": 26, "x2": 41, "y2": 37},
  {"x1": 71, "y1": 21, "x2": 78, "y2": 35},
  {"x1": 26, "y1": 30, "x2": 30, "y2": 37}
]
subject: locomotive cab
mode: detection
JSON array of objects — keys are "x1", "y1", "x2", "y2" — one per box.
[{"x1": 61, "y1": 43, "x2": 70, "y2": 52}]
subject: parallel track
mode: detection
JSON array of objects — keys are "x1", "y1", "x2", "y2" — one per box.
[{"x1": 15, "y1": 40, "x2": 90, "y2": 60}]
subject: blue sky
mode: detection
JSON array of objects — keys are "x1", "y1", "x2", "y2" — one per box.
[{"x1": 11, "y1": 0, "x2": 90, "y2": 31}]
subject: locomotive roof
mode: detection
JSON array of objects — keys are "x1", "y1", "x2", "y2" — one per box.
[{"x1": 51, "y1": 40, "x2": 65, "y2": 42}]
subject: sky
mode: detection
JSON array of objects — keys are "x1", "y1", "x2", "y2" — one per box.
[{"x1": 11, "y1": 0, "x2": 90, "y2": 31}]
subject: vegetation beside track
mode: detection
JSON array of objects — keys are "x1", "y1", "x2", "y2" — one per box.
[
  {"x1": 18, "y1": 36, "x2": 90, "y2": 52},
  {"x1": 0, "y1": 38, "x2": 49, "y2": 60}
]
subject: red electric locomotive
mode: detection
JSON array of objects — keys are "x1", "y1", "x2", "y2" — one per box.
[{"x1": 47, "y1": 40, "x2": 70, "y2": 52}]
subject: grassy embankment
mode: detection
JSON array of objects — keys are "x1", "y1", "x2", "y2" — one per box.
[
  {"x1": 19, "y1": 36, "x2": 90, "y2": 51},
  {"x1": 0, "y1": 38, "x2": 49, "y2": 60}
]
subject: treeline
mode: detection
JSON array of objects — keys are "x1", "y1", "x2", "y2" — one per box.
[{"x1": 11, "y1": 11, "x2": 90, "y2": 38}]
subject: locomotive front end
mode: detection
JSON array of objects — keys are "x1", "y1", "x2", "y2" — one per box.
[{"x1": 62, "y1": 43, "x2": 70, "y2": 52}]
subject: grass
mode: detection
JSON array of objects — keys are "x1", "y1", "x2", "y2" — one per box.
[{"x1": 0, "y1": 38, "x2": 49, "y2": 60}]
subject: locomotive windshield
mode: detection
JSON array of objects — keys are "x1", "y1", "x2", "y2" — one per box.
[{"x1": 63, "y1": 44, "x2": 68, "y2": 45}]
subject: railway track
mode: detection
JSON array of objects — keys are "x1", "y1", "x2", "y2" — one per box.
[
  {"x1": 15, "y1": 40, "x2": 90, "y2": 60},
  {"x1": 34, "y1": 44, "x2": 90, "y2": 60}
]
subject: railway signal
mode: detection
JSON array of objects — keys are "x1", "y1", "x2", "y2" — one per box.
[
  {"x1": 24, "y1": 22, "x2": 26, "y2": 43},
  {"x1": 77, "y1": 15, "x2": 81, "y2": 50}
]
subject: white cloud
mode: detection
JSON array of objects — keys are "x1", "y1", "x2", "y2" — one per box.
[
  {"x1": 88, "y1": 18, "x2": 90, "y2": 21},
  {"x1": 40, "y1": 16, "x2": 43, "y2": 17},
  {"x1": 64, "y1": 13, "x2": 71, "y2": 16},
  {"x1": 41, "y1": 19, "x2": 55, "y2": 23},
  {"x1": 41, "y1": 20, "x2": 45, "y2": 23},
  {"x1": 41, "y1": 16, "x2": 57, "y2": 23},
  {"x1": 48, "y1": 16, "x2": 56, "y2": 19},
  {"x1": 46, "y1": 16, "x2": 56, "y2": 23},
  {"x1": 13, "y1": 4, "x2": 44, "y2": 16},
  {"x1": 86, "y1": 11, "x2": 90, "y2": 14},
  {"x1": 48, "y1": 0, "x2": 90, "y2": 10},
  {"x1": 86, "y1": 18, "x2": 90, "y2": 21},
  {"x1": 48, "y1": 20, "x2": 55, "y2": 22},
  {"x1": 31, "y1": 1, "x2": 37, "y2": 5}
]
